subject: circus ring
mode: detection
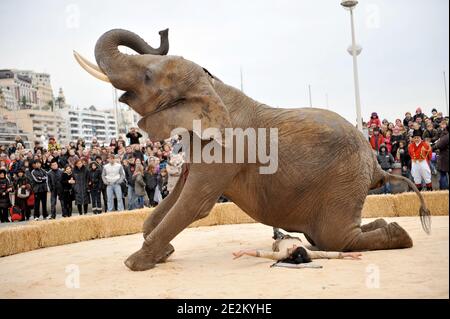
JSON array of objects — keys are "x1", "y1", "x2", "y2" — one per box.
[{"x1": 0, "y1": 191, "x2": 448, "y2": 299}]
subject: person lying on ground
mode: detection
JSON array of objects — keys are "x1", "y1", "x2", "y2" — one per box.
[{"x1": 232, "y1": 231, "x2": 362, "y2": 263}]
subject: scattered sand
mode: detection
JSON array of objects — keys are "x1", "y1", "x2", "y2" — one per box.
[{"x1": 0, "y1": 216, "x2": 448, "y2": 299}]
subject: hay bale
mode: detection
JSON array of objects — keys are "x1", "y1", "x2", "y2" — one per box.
[
  {"x1": 215, "y1": 203, "x2": 255, "y2": 225},
  {"x1": 97, "y1": 209, "x2": 150, "y2": 238},
  {"x1": 0, "y1": 225, "x2": 41, "y2": 257},
  {"x1": 33, "y1": 216, "x2": 101, "y2": 248},
  {"x1": 362, "y1": 194, "x2": 397, "y2": 218},
  {"x1": 189, "y1": 203, "x2": 255, "y2": 228},
  {"x1": 392, "y1": 190, "x2": 449, "y2": 217}
]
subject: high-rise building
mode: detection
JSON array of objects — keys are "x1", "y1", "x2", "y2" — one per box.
[
  {"x1": 0, "y1": 85, "x2": 16, "y2": 110},
  {"x1": 63, "y1": 105, "x2": 118, "y2": 146},
  {"x1": 0, "y1": 69, "x2": 55, "y2": 111},
  {"x1": 0, "y1": 114, "x2": 33, "y2": 149},
  {"x1": 0, "y1": 70, "x2": 38, "y2": 110},
  {"x1": 2, "y1": 109, "x2": 69, "y2": 145},
  {"x1": 32, "y1": 72, "x2": 54, "y2": 110}
]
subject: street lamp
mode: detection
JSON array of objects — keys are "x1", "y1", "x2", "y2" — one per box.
[{"x1": 341, "y1": 0, "x2": 363, "y2": 132}]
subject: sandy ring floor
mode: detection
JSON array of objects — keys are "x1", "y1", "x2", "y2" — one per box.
[{"x1": 0, "y1": 216, "x2": 448, "y2": 299}]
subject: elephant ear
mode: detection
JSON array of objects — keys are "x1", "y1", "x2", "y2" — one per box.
[{"x1": 138, "y1": 78, "x2": 231, "y2": 145}]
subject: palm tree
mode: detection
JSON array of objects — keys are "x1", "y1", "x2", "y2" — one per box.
[
  {"x1": 47, "y1": 100, "x2": 54, "y2": 112},
  {"x1": 55, "y1": 96, "x2": 64, "y2": 109},
  {"x1": 21, "y1": 96, "x2": 27, "y2": 108}
]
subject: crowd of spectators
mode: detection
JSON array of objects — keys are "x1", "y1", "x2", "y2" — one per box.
[
  {"x1": 363, "y1": 107, "x2": 449, "y2": 193},
  {"x1": 0, "y1": 128, "x2": 184, "y2": 223}
]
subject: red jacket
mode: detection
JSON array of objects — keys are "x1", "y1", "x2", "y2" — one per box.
[
  {"x1": 408, "y1": 141, "x2": 432, "y2": 163},
  {"x1": 368, "y1": 118, "x2": 381, "y2": 128},
  {"x1": 370, "y1": 135, "x2": 385, "y2": 151}
]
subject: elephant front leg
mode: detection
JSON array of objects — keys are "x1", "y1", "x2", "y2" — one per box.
[
  {"x1": 140, "y1": 164, "x2": 187, "y2": 264},
  {"x1": 124, "y1": 164, "x2": 237, "y2": 271},
  {"x1": 142, "y1": 164, "x2": 187, "y2": 238}
]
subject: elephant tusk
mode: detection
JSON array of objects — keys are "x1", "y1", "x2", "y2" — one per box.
[{"x1": 73, "y1": 50, "x2": 110, "y2": 83}]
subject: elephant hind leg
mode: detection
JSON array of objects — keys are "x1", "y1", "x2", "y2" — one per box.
[
  {"x1": 345, "y1": 222, "x2": 413, "y2": 251},
  {"x1": 361, "y1": 218, "x2": 388, "y2": 232}
]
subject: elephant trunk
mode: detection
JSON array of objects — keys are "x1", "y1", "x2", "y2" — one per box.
[{"x1": 94, "y1": 29, "x2": 169, "y2": 89}]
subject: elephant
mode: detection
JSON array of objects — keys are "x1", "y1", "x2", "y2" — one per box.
[{"x1": 74, "y1": 28, "x2": 431, "y2": 271}]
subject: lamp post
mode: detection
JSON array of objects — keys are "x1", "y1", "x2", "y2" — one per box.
[
  {"x1": 308, "y1": 84, "x2": 312, "y2": 107},
  {"x1": 341, "y1": 0, "x2": 363, "y2": 132}
]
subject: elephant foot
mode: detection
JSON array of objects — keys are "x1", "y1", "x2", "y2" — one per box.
[
  {"x1": 124, "y1": 248, "x2": 156, "y2": 271},
  {"x1": 157, "y1": 244, "x2": 175, "y2": 263},
  {"x1": 386, "y1": 222, "x2": 413, "y2": 249},
  {"x1": 361, "y1": 218, "x2": 388, "y2": 232},
  {"x1": 124, "y1": 243, "x2": 175, "y2": 271}
]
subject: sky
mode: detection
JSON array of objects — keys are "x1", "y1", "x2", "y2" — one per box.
[{"x1": 1, "y1": 0, "x2": 449, "y2": 124}]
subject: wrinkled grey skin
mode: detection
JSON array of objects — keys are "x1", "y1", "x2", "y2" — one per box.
[{"x1": 87, "y1": 29, "x2": 431, "y2": 271}]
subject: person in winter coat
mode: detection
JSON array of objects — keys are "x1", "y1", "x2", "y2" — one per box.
[
  {"x1": 124, "y1": 157, "x2": 136, "y2": 210},
  {"x1": 132, "y1": 144, "x2": 145, "y2": 162},
  {"x1": 433, "y1": 112, "x2": 445, "y2": 129},
  {"x1": 30, "y1": 160, "x2": 49, "y2": 220},
  {"x1": 377, "y1": 144, "x2": 395, "y2": 171},
  {"x1": 14, "y1": 168, "x2": 32, "y2": 220},
  {"x1": 395, "y1": 140, "x2": 411, "y2": 179},
  {"x1": 47, "y1": 160, "x2": 64, "y2": 219},
  {"x1": 94, "y1": 156, "x2": 108, "y2": 212},
  {"x1": 413, "y1": 107, "x2": 426, "y2": 122},
  {"x1": 144, "y1": 164, "x2": 161, "y2": 207},
  {"x1": 384, "y1": 130, "x2": 393, "y2": 154},
  {"x1": 72, "y1": 159, "x2": 90, "y2": 215},
  {"x1": 59, "y1": 148, "x2": 69, "y2": 168},
  {"x1": 126, "y1": 127, "x2": 143, "y2": 145},
  {"x1": 8, "y1": 153, "x2": 23, "y2": 179},
  {"x1": 67, "y1": 149, "x2": 80, "y2": 168},
  {"x1": 88, "y1": 161, "x2": 103, "y2": 214},
  {"x1": 132, "y1": 164, "x2": 146, "y2": 209},
  {"x1": 403, "y1": 112, "x2": 413, "y2": 128},
  {"x1": 433, "y1": 126, "x2": 449, "y2": 190},
  {"x1": 377, "y1": 144, "x2": 395, "y2": 194},
  {"x1": 390, "y1": 126, "x2": 405, "y2": 156},
  {"x1": 61, "y1": 165, "x2": 75, "y2": 217},
  {"x1": 47, "y1": 137, "x2": 61, "y2": 153},
  {"x1": 422, "y1": 123, "x2": 439, "y2": 144},
  {"x1": 369, "y1": 127, "x2": 385, "y2": 154},
  {"x1": 368, "y1": 112, "x2": 381, "y2": 128},
  {"x1": 0, "y1": 169, "x2": 13, "y2": 223}
]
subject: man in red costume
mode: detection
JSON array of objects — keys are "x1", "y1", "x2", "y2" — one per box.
[{"x1": 408, "y1": 130, "x2": 433, "y2": 191}]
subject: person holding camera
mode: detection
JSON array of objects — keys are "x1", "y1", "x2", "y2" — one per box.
[{"x1": 126, "y1": 127, "x2": 143, "y2": 146}]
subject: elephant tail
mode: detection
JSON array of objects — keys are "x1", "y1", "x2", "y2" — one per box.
[{"x1": 382, "y1": 171, "x2": 431, "y2": 235}]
